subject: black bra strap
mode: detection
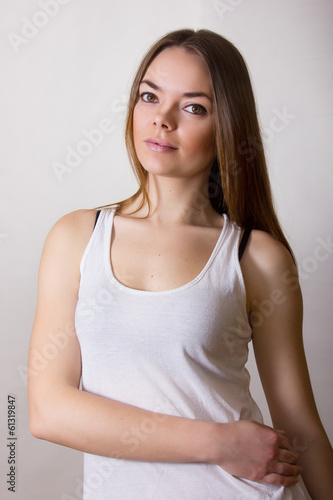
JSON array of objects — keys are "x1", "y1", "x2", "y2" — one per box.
[
  {"x1": 93, "y1": 210, "x2": 101, "y2": 230},
  {"x1": 238, "y1": 228, "x2": 252, "y2": 261}
]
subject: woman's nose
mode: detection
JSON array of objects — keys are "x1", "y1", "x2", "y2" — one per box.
[{"x1": 153, "y1": 106, "x2": 177, "y2": 130}]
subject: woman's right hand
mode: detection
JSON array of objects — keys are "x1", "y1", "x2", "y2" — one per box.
[{"x1": 209, "y1": 419, "x2": 302, "y2": 486}]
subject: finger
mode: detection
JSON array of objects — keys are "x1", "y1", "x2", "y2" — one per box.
[
  {"x1": 269, "y1": 460, "x2": 302, "y2": 476},
  {"x1": 278, "y1": 448, "x2": 299, "y2": 465},
  {"x1": 278, "y1": 435, "x2": 293, "y2": 451},
  {"x1": 260, "y1": 473, "x2": 299, "y2": 487},
  {"x1": 258, "y1": 422, "x2": 282, "y2": 432}
]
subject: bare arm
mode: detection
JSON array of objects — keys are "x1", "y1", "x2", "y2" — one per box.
[
  {"x1": 241, "y1": 230, "x2": 333, "y2": 499},
  {"x1": 28, "y1": 211, "x2": 300, "y2": 485},
  {"x1": 27, "y1": 210, "x2": 209, "y2": 462}
]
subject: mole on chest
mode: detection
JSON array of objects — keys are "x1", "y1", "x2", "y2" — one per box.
[
  {"x1": 111, "y1": 244, "x2": 206, "y2": 291},
  {"x1": 110, "y1": 217, "x2": 222, "y2": 291}
]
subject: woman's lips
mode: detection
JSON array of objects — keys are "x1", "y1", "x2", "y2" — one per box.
[{"x1": 144, "y1": 138, "x2": 178, "y2": 153}]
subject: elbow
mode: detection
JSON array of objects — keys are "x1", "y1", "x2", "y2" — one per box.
[
  {"x1": 29, "y1": 417, "x2": 43, "y2": 440},
  {"x1": 28, "y1": 384, "x2": 77, "y2": 442},
  {"x1": 28, "y1": 388, "x2": 55, "y2": 441},
  {"x1": 28, "y1": 402, "x2": 48, "y2": 440}
]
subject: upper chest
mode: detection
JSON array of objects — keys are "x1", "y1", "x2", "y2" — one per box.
[{"x1": 110, "y1": 215, "x2": 224, "y2": 292}]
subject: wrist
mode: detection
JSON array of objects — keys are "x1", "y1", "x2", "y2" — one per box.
[
  {"x1": 168, "y1": 417, "x2": 220, "y2": 464},
  {"x1": 193, "y1": 420, "x2": 227, "y2": 464}
]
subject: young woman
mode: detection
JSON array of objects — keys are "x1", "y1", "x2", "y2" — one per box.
[{"x1": 28, "y1": 29, "x2": 332, "y2": 499}]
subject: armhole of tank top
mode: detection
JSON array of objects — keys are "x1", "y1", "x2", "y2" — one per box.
[
  {"x1": 93, "y1": 209, "x2": 101, "y2": 231},
  {"x1": 238, "y1": 228, "x2": 251, "y2": 261}
]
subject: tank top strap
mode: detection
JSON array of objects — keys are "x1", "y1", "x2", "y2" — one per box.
[
  {"x1": 238, "y1": 228, "x2": 252, "y2": 261},
  {"x1": 79, "y1": 206, "x2": 117, "y2": 278},
  {"x1": 93, "y1": 209, "x2": 101, "y2": 229}
]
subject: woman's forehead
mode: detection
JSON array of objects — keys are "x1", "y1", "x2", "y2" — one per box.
[{"x1": 141, "y1": 47, "x2": 212, "y2": 95}]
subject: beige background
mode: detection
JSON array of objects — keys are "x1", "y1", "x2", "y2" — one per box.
[{"x1": 1, "y1": 0, "x2": 332, "y2": 498}]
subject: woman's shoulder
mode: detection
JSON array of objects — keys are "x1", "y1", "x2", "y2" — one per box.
[
  {"x1": 243, "y1": 229, "x2": 295, "y2": 273},
  {"x1": 54, "y1": 208, "x2": 97, "y2": 228},
  {"x1": 49, "y1": 208, "x2": 97, "y2": 238},
  {"x1": 240, "y1": 229, "x2": 298, "y2": 306},
  {"x1": 42, "y1": 209, "x2": 99, "y2": 262}
]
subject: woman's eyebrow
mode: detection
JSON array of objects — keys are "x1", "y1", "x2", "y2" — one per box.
[
  {"x1": 140, "y1": 79, "x2": 160, "y2": 91},
  {"x1": 140, "y1": 79, "x2": 212, "y2": 101}
]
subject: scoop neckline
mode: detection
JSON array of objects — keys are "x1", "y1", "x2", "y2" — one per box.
[{"x1": 104, "y1": 207, "x2": 228, "y2": 295}]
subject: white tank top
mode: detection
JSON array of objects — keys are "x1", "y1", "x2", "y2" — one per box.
[{"x1": 75, "y1": 207, "x2": 310, "y2": 500}]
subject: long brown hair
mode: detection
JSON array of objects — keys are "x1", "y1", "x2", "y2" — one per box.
[{"x1": 104, "y1": 28, "x2": 294, "y2": 258}]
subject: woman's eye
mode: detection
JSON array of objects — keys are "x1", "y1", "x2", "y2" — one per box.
[
  {"x1": 185, "y1": 104, "x2": 207, "y2": 115},
  {"x1": 141, "y1": 92, "x2": 157, "y2": 103}
]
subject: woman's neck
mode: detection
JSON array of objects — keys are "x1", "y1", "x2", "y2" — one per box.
[{"x1": 122, "y1": 173, "x2": 222, "y2": 227}]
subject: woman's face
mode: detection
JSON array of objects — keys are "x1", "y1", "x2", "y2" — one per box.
[{"x1": 133, "y1": 47, "x2": 216, "y2": 180}]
